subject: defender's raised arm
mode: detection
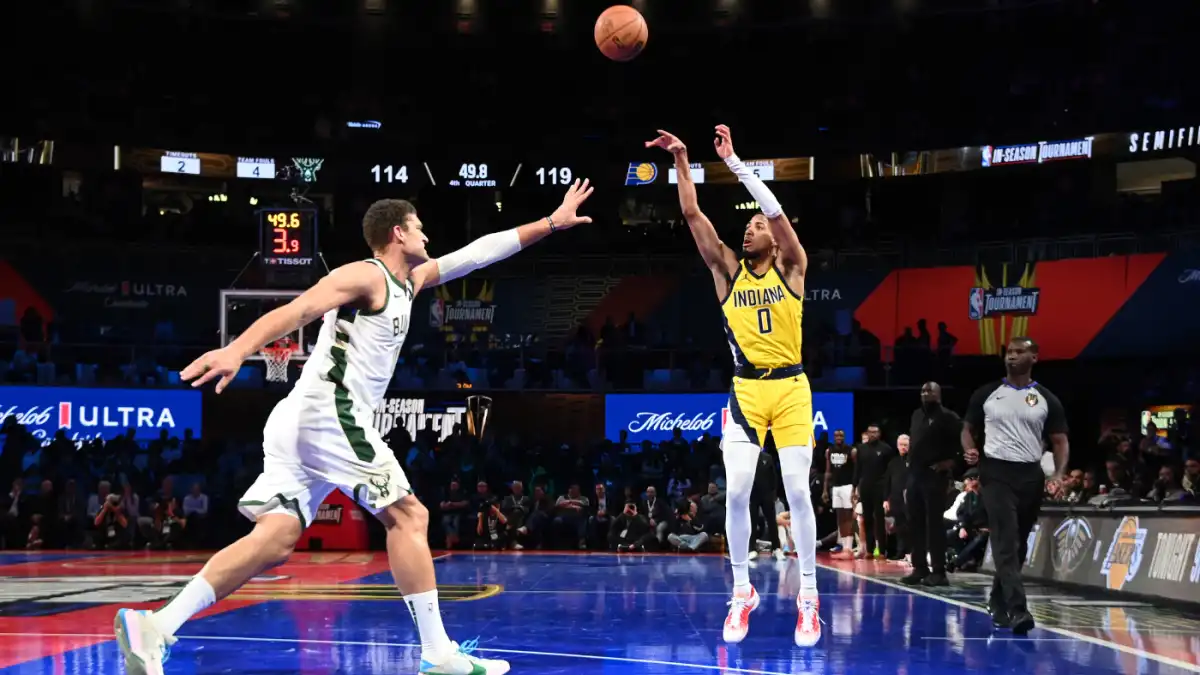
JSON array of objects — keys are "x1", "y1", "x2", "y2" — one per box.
[{"x1": 645, "y1": 130, "x2": 738, "y2": 294}]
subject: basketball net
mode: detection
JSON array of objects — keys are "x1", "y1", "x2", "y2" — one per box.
[{"x1": 261, "y1": 339, "x2": 298, "y2": 383}]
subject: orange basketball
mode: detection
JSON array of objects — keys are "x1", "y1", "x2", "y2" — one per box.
[{"x1": 594, "y1": 5, "x2": 648, "y2": 62}]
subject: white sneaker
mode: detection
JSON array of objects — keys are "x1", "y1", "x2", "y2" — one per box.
[
  {"x1": 795, "y1": 590, "x2": 822, "y2": 647},
  {"x1": 114, "y1": 609, "x2": 177, "y2": 675},
  {"x1": 420, "y1": 639, "x2": 510, "y2": 675},
  {"x1": 722, "y1": 586, "x2": 760, "y2": 643}
]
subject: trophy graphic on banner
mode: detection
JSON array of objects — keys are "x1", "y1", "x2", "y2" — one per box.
[{"x1": 466, "y1": 395, "x2": 493, "y2": 438}]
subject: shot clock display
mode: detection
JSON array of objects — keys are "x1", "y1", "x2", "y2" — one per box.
[{"x1": 259, "y1": 208, "x2": 318, "y2": 266}]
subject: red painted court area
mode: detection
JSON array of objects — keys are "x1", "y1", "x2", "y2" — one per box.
[{"x1": 0, "y1": 550, "x2": 1196, "y2": 675}]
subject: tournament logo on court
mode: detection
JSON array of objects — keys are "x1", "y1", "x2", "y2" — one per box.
[
  {"x1": 1100, "y1": 515, "x2": 1147, "y2": 591},
  {"x1": 1051, "y1": 516, "x2": 1095, "y2": 576}
]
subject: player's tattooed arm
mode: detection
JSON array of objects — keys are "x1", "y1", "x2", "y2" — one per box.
[
  {"x1": 645, "y1": 130, "x2": 738, "y2": 296},
  {"x1": 713, "y1": 125, "x2": 808, "y2": 280},
  {"x1": 412, "y1": 179, "x2": 594, "y2": 293}
]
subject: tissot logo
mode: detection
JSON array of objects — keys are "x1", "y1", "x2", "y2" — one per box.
[{"x1": 1128, "y1": 126, "x2": 1200, "y2": 153}]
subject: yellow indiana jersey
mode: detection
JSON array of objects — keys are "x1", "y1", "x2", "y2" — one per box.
[{"x1": 721, "y1": 260, "x2": 803, "y2": 370}]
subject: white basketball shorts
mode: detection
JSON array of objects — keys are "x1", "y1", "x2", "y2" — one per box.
[
  {"x1": 831, "y1": 484, "x2": 854, "y2": 510},
  {"x1": 238, "y1": 388, "x2": 412, "y2": 528}
]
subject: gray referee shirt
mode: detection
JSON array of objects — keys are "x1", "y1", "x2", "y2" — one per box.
[{"x1": 965, "y1": 379, "x2": 1067, "y2": 464}]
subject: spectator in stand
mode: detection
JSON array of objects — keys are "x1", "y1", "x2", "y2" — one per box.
[
  {"x1": 610, "y1": 501, "x2": 654, "y2": 552},
  {"x1": 33, "y1": 479, "x2": 57, "y2": 547},
  {"x1": 1080, "y1": 471, "x2": 1099, "y2": 501},
  {"x1": 640, "y1": 485, "x2": 672, "y2": 546},
  {"x1": 516, "y1": 485, "x2": 554, "y2": 549},
  {"x1": 93, "y1": 492, "x2": 129, "y2": 549},
  {"x1": 2, "y1": 478, "x2": 30, "y2": 549},
  {"x1": 150, "y1": 496, "x2": 186, "y2": 549},
  {"x1": 589, "y1": 483, "x2": 611, "y2": 546},
  {"x1": 501, "y1": 481, "x2": 532, "y2": 547},
  {"x1": 1102, "y1": 459, "x2": 1132, "y2": 495},
  {"x1": 667, "y1": 500, "x2": 710, "y2": 552},
  {"x1": 553, "y1": 484, "x2": 590, "y2": 550},
  {"x1": 1059, "y1": 470, "x2": 1086, "y2": 503},
  {"x1": 945, "y1": 469, "x2": 988, "y2": 572},
  {"x1": 1146, "y1": 465, "x2": 1190, "y2": 503},
  {"x1": 667, "y1": 467, "x2": 692, "y2": 501},
  {"x1": 182, "y1": 483, "x2": 208, "y2": 547},
  {"x1": 57, "y1": 478, "x2": 85, "y2": 548},
  {"x1": 1183, "y1": 459, "x2": 1200, "y2": 499},
  {"x1": 439, "y1": 478, "x2": 470, "y2": 550},
  {"x1": 698, "y1": 482, "x2": 726, "y2": 533}
]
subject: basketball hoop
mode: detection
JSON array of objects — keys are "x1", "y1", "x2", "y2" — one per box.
[{"x1": 261, "y1": 340, "x2": 299, "y2": 383}]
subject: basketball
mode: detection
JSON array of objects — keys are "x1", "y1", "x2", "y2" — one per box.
[{"x1": 595, "y1": 5, "x2": 648, "y2": 62}]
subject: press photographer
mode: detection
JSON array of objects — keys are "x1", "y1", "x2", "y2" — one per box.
[
  {"x1": 93, "y1": 492, "x2": 129, "y2": 550},
  {"x1": 475, "y1": 494, "x2": 509, "y2": 550}
]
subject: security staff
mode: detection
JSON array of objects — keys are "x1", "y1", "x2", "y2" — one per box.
[
  {"x1": 963, "y1": 337, "x2": 1068, "y2": 635},
  {"x1": 901, "y1": 382, "x2": 962, "y2": 587}
]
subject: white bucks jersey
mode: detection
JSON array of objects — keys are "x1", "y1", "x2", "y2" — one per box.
[{"x1": 295, "y1": 259, "x2": 414, "y2": 409}]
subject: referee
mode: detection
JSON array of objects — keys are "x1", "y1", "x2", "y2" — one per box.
[{"x1": 962, "y1": 337, "x2": 1068, "y2": 635}]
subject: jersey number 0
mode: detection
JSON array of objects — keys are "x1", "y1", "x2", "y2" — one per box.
[{"x1": 756, "y1": 307, "x2": 773, "y2": 334}]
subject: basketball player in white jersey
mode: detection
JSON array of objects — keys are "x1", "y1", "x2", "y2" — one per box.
[{"x1": 112, "y1": 180, "x2": 595, "y2": 675}]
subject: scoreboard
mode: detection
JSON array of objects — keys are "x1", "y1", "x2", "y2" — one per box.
[{"x1": 122, "y1": 147, "x2": 815, "y2": 193}]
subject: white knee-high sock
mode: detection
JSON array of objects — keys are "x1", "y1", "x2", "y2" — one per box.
[
  {"x1": 779, "y1": 445, "x2": 819, "y2": 592},
  {"x1": 723, "y1": 440, "x2": 760, "y2": 591}
]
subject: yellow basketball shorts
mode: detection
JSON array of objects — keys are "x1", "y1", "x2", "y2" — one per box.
[{"x1": 724, "y1": 372, "x2": 814, "y2": 449}]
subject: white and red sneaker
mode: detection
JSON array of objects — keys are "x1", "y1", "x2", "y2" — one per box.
[
  {"x1": 795, "y1": 590, "x2": 822, "y2": 647},
  {"x1": 722, "y1": 586, "x2": 760, "y2": 643}
]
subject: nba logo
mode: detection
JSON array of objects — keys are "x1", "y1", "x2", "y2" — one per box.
[
  {"x1": 429, "y1": 298, "x2": 445, "y2": 328},
  {"x1": 968, "y1": 287, "x2": 985, "y2": 320}
]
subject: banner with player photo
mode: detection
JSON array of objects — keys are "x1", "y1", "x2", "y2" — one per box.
[{"x1": 981, "y1": 506, "x2": 1200, "y2": 602}]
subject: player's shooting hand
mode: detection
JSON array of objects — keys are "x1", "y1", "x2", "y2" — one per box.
[
  {"x1": 549, "y1": 178, "x2": 594, "y2": 229},
  {"x1": 180, "y1": 346, "x2": 244, "y2": 394},
  {"x1": 644, "y1": 130, "x2": 686, "y2": 154},
  {"x1": 714, "y1": 124, "x2": 735, "y2": 159}
]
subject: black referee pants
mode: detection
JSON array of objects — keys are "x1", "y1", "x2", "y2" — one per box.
[
  {"x1": 980, "y1": 457, "x2": 1045, "y2": 616},
  {"x1": 905, "y1": 466, "x2": 949, "y2": 574}
]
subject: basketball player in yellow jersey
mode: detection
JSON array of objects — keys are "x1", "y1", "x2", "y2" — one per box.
[{"x1": 647, "y1": 125, "x2": 821, "y2": 648}]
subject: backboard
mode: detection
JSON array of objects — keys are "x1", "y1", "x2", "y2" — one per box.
[{"x1": 219, "y1": 289, "x2": 315, "y2": 362}]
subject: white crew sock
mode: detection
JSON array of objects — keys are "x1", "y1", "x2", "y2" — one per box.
[
  {"x1": 151, "y1": 575, "x2": 215, "y2": 636},
  {"x1": 404, "y1": 589, "x2": 455, "y2": 659}
]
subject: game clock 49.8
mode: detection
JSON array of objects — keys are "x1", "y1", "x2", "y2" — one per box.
[{"x1": 259, "y1": 208, "x2": 317, "y2": 266}]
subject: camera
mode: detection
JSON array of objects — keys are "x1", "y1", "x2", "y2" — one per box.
[{"x1": 106, "y1": 493, "x2": 121, "y2": 506}]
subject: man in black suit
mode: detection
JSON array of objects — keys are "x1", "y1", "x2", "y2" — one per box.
[
  {"x1": 640, "y1": 486, "x2": 672, "y2": 547},
  {"x1": 853, "y1": 424, "x2": 894, "y2": 558},
  {"x1": 901, "y1": 381, "x2": 962, "y2": 586}
]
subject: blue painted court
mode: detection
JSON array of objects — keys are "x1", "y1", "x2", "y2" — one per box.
[{"x1": 0, "y1": 551, "x2": 1196, "y2": 674}]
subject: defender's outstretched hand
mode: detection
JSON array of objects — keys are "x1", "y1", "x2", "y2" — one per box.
[
  {"x1": 714, "y1": 124, "x2": 735, "y2": 160},
  {"x1": 180, "y1": 346, "x2": 245, "y2": 394},
  {"x1": 645, "y1": 129, "x2": 686, "y2": 154},
  {"x1": 549, "y1": 178, "x2": 595, "y2": 229}
]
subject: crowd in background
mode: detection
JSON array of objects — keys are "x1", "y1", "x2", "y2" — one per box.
[{"x1": 2, "y1": 391, "x2": 1193, "y2": 560}]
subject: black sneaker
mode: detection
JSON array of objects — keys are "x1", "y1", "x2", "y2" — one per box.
[
  {"x1": 1010, "y1": 610, "x2": 1035, "y2": 635},
  {"x1": 921, "y1": 572, "x2": 949, "y2": 587},
  {"x1": 991, "y1": 608, "x2": 1011, "y2": 629},
  {"x1": 900, "y1": 571, "x2": 928, "y2": 585}
]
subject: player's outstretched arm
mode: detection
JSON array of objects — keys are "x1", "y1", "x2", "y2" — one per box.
[
  {"x1": 645, "y1": 130, "x2": 737, "y2": 285},
  {"x1": 412, "y1": 178, "x2": 594, "y2": 293},
  {"x1": 181, "y1": 261, "x2": 383, "y2": 392},
  {"x1": 713, "y1": 124, "x2": 808, "y2": 277}
]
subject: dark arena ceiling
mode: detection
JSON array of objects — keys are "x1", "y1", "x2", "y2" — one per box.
[{"x1": 4, "y1": 0, "x2": 1198, "y2": 155}]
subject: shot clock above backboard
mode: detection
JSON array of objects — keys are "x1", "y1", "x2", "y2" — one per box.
[{"x1": 259, "y1": 208, "x2": 318, "y2": 267}]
